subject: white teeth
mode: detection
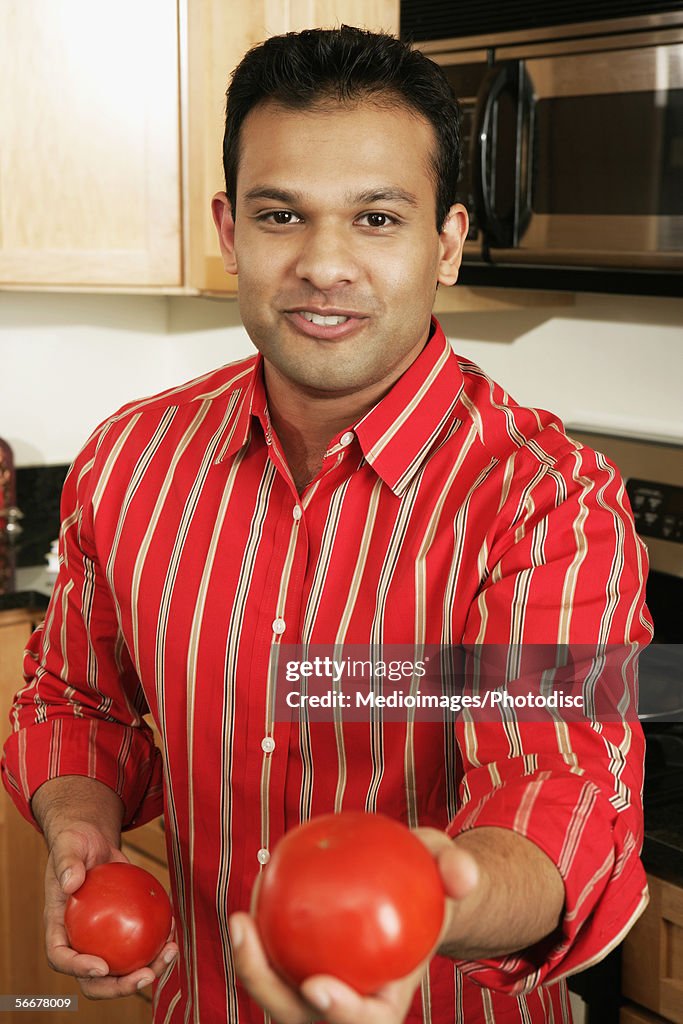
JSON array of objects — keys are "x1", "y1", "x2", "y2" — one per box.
[{"x1": 299, "y1": 311, "x2": 349, "y2": 326}]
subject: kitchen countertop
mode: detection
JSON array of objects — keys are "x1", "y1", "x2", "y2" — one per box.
[
  {"x1": 0, "y1": 565, "x2": 54, "y2": 612},
  {"x1": 643, "y1": 806, "x2": 683, "y2": 886}
]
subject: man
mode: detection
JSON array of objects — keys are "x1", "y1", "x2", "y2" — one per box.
[{"x1": 2, "y1": 25, "x2": 651, "y2": 1024}]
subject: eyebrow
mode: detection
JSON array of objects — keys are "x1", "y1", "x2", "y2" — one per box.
[{"x1": 242, "y1": 185, "x2": 420, "y2": 209}]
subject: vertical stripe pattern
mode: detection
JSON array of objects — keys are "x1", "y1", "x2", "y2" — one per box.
[{"x1": 2, "y1": 320, "x2": 652, "y2": 1024}]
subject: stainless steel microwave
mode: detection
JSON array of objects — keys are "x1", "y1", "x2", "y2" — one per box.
[{"x1": 417, "y1": 12, "x2": 683, "y2": 282}]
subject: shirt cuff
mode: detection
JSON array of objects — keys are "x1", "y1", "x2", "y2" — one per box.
[
  {"x1": 445, "y1": 771, "x2": 648, "y2": 994},
  {"x1": 1, "y1": 717, "x2": 164, "y2": 832}
]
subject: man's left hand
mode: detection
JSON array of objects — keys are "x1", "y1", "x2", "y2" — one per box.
[{"x1": 229, "y1": 827, "x2": 480, "y2": 1024}]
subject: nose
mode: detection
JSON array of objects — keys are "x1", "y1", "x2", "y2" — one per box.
[{"x1": 294, "y1": 224, "x2": 360, "y2": 291}]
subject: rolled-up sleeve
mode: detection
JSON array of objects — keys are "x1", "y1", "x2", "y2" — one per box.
[
  {"x1": 447, "y1": 441, "x2": 652, "y2": 994},
  {"x1": 1, "y1": 426, "x2": 164, "y2": 831}
]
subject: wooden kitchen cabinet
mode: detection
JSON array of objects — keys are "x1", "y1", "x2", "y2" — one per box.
[
  {"x1": 621, "y1": 1008, "x2": 673, "y2": 1024},
  {"x1": 0, "y1": 0, "x2": 568, "y2": 311},
  {"x1": 0, "y1": 1, "x2": 182, "y2": 289},
  {"x1": 185, "y1": 0, "x2": 400, "y2": 293},
  {"x1": 0, "y1": 0, "x2": 399, "y2": 294},
  {"x1": 621, "y1": 872, "x2": 683, "y2": 1024},
  {"x1": 0, "y1": 606, "x2": 167, "y2": 1023}
]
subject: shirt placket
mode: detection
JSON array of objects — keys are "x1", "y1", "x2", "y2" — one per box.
[
  {"x1": 250, "y1": 426, "x2": 360, "y2": 878},
  {"x1": 247, "y1": 439, "x2": 310, "y2": 884}
]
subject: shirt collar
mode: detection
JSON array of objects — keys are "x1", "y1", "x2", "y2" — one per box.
[
  {"x1": 213, "y1": 355, "x2": 262, "y2": 464},
  {"x1": 215, "y1": 318, "x2": 464, "y2": 496},
  {"x1": 353, "y1": 317, "x2": 464, "y2": 495}
]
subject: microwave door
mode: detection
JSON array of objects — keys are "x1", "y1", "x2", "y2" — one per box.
[
  {"x1": 471, "y1": 60, "x2": 534, "y2": 252},
  {"x1": 439, "y1": 54, "x2": 492, "y2": 263},
  {"x1": 491, "y1": 43, "x2": 683, "y2": 268}
]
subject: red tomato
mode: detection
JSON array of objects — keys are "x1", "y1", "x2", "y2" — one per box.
[
  {"x1": 254, "y1": 812, "x2": 445, "y2": 994},
  {"x1": 64, "y1": 862, "x2": 173, "y2": 976}
]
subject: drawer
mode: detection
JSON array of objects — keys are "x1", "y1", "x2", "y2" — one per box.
[
  {"x1": 622, "y1": 873, "x2": 683, "y2": 1024},
  {"x1": 621, "y1": 1005, "x2": 670, "y2": 1023}
]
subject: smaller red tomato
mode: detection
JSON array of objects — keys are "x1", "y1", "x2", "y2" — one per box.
[{"x1": 64, "y1": 862, "x2": 173, "y2": 976}]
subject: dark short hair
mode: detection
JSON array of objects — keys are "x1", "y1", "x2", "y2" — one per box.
[{"x1": 222, "y1": 25, "x2": 461, "y2": 231}]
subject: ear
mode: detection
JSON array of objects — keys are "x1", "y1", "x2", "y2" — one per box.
[
  {"x1": 436, "y1": 203, "x2": 469, "y2": 287},
  {"x1": 211, "y1": 192, "x2": 238, "y2": 275}
]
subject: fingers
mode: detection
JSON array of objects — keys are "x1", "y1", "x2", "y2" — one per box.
[
  {"x1": 229, "y1": 913, "x2": 320, "y2": 1024},
  {"x1": 231, "y1": 911, "x2": 427, "y2": 1024},
  {"x1": 73, "y1": 937, "x2": 180, "y2": 1001},
  {"x1": 436, "y1": 842, "x2": 479, "y2": 901},
  {"x1": 45, "y1": 914, "x2": 179, "y2": 1001},
  {"x1": 412, "y1": 826, "x2": 479, "y2": 902},
  {"x1": 44, "y1": 830, "x2": 123, "y2": 977},
  {"x1": 44, "y1": 928, "x2": 179, "y2": 1000},
  {"x1": 300, "y1": 964, "x2": 423, "y2": 1024}
]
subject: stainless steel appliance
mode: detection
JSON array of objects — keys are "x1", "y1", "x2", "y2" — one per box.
[
  {"x1": 409, "y1": 9, "x2": 683, "y2": 292},
  {"x1": 563, "y1": 427, "x2": 683, "y2": 1022}
]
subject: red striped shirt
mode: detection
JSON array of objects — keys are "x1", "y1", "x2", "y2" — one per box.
[{"x1": 2, "y1": 319, "x2": 652, "y2": 1023}]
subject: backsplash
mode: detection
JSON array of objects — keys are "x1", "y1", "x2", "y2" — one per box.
[{"x1": 15, "y1": 464, "x2": 69, "y2": 567}]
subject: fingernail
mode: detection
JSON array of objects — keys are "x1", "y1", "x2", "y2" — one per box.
[
  {"x1": 229, "y1": 917, "x2": 243, "y2": 949},
  {"x1": 89, "y1": 968, "x2": 106, "y2": 978},
  {"x1": 60, "y1": 868, "x2": 72, "y2": 889},
  {"x1": 164, "y1": 949, "x2": 178, "y2": 964},
  {"x1": 137, "y1": 977, "x2": 152, "y2": 990},
  {"x1": 306, "y1": 985, "x2": 331, "y2": 1011}
]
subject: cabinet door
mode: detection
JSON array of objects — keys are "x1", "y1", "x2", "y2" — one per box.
[
  {"x1": 622, "y1": 872, "x2": 683, "y2": 1024},
  {"x1": 0, "y1": 610, "x2": 152, "y2": 1024},
  {"x1": 0, "y1": 1, "x2": 181, "y2": 288},
  {"x1": 185, "y1": 0, "x2": 400, "y2": 293}
]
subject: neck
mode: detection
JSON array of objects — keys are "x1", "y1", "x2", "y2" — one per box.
[
  {"x1": 262, "y1": 324, "x2": 433, "y2": 492},
  {"x1": 265, "y1": 371, "x2": 375, "y2": 492}
]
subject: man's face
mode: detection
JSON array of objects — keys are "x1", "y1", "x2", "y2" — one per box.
[{"x1": 213, "y1": 98, "x2": 467, "y2": 401}]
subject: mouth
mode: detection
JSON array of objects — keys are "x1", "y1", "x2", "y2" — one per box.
[{"x1": 285, "y1": 308, "x2": 369, "y2": 340}]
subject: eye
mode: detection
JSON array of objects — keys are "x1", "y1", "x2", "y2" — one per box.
[
  {"x1": 258, "y1": 210, "x2": 302, "y2": 225},
  {"x1": 357, "y1": 212, "x2": 398, "y2": 229}
]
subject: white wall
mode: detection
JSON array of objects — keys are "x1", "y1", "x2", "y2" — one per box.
[
  {"x1": 439, "y1": 292, "x2": 683, "y2": 443},
  {"x1": 1, "y1": 293, "x2": 254, "y2": 466},
  {"x1": 1, "y1": 289, "x2": 682, "y2": 467}
]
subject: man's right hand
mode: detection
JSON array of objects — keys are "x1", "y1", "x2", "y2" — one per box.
[
  {"x1": 44, "y1": 821, "x2": 179, "y2": 999},
  {"x1": 30, "y1": 776, "x2": 179, "y2": 1001}
]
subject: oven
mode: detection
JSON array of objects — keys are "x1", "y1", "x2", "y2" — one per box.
[{"x1": 563, "y1": 428, "x2": 683, "y2": 1022}]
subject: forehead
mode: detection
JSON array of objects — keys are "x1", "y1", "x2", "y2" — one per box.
[{"x1": 236, "y1": 98, "x2": 438, "y2": 202}]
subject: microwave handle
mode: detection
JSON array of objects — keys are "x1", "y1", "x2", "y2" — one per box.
[
  {"x1": 515, "y1": 62, "x2": 534, "y2": 245},
  {"x1": 473, "y1": 60, "x2": 531, "y2": 248}
]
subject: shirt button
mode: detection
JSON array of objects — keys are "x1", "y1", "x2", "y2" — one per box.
[
  {"x1": 272, "y1": 618, "x2": 286, "y2": 635},
  {"x1": 292, "y1": 505, "x2": 303, "y2": 521},
  {"x1": 257, "y1": 848, "x2": 270, "y2": 865},
  {"x1": 340, "y1": 431, "x2": 354, "y2": 446},
  {"x1": 261, "y1": 736, "x2": 275, "y2": 753}
]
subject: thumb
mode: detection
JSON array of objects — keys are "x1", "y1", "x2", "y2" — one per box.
[
  {"x1": 49, "y1": 827, "x2": 126, "y2": 895},
  {"x1": 436, "y1": 841, "x2": 480, "y2": 902},
  {"x1": 50, "y1": 837, "x2": 88, "y2": 896}
]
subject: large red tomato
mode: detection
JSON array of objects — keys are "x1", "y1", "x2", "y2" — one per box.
[
  {"x1": 64, "y1": 862, "x2": 173, "y2": 976},
  {"x1": 254, "y1": 812, "x2": 445, "y2": 994}
]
